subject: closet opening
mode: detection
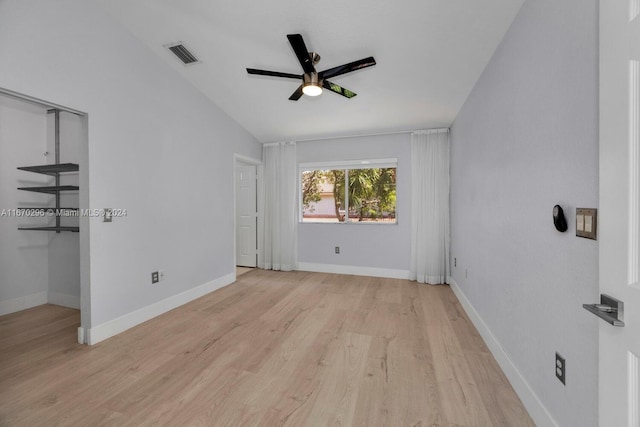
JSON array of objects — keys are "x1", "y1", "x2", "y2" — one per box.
[{"x1": 0, "y1": 88, "x2": 90, "y2": 343}]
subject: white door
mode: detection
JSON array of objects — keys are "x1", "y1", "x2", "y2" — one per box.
[
  {"x1": 599, "y1": 1, "x2": 640, "y2": 425},
  {"x1": 236, "y1": 165, "x2": 257, "y2": 267}
]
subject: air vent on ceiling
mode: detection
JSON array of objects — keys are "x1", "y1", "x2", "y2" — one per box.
[{"x1": 165, "y1": 42, "x2": 200, "y2": 65}]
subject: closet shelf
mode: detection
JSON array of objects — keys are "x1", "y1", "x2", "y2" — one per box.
[
  {"x1": 17, "y1": 110, "x2": 79, "y2": 233},
  {"x1": 17, "y1": 163, "x2": 79, "y2": 175},
  {"x1": 18, "y1": 226, "x2": 79, "y2": 232},
  {"x1": 17, "y1": 185, "x2": 79, "y2": 194}
]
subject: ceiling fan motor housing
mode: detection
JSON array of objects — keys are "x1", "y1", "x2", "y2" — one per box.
[{"x1": 303, "y1": 72, "x2": 321, "y2": 87}]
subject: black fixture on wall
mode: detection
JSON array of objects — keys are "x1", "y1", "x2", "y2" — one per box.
[{"x1": 553, "y1": 205, "x2": 568, "y2": 232}]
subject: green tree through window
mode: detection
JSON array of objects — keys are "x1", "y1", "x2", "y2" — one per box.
[{"x1": 301, "y1": 165, "x2": 397, "y2": 223}]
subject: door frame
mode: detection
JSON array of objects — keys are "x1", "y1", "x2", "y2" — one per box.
[
  {"x1": 597, "y1": 1, "x2": 640, "y2": 425},
  {"x1": 233, "y1": 153, "x2": 262, "y2": 273}
]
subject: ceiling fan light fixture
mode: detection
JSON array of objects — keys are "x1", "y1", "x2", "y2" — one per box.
[
  {"x1": 302, "y1": 73, "x2": 322, "y2": 97},
  {"x1": 302, "y1": 83, "x2": 322, "y2": 96}
]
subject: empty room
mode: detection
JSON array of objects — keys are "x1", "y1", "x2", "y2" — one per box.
[{"x1": 0, "y1": 0, "x2": 636, "y2": 426}]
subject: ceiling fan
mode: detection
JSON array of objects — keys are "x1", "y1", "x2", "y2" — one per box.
[{"x1": 246, "y1": 34, "x2": 376, "y2": 101}]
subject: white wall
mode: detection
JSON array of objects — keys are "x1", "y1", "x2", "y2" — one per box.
[
  {"x1": 297, "y1": 133, "x2": 411, "y2": 277},
  {"x1": 0, "y1": 96, "x2": 50, "y2": 314},
  {"x1": 0, "y1": 0, "x2": 261, "y2": 338},
  {"x1": 450, "y1": 0, "x2": 598, "y2": 425}
]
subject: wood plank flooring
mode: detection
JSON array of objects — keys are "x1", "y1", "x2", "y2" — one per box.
[{"x1": 0, "y1": 270, "x2": 534, "y2": 426}]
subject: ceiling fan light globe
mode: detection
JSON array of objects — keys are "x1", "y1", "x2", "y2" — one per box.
[{"x1": 302, "y1": 84, "x2": 322, "y2": 97}]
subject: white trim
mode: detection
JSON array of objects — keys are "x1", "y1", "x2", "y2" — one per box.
[
  {"x1": 297, "y1": 262, "x2": 410, "y2": 280},
  {"x1": 300, "y1": 158, "x2": 398, "y2": 171},
  {"x1": 48, "y1": 292, "x2": 80, "y2": 309},
  {"x1": 299, "y1": 220, "x2": 398, "y2": 226},
  {"x1": 0, "y1": 291, "x2": 48, "y2": 316},
  {"x1": 412, "y1": 128, "x2": 449, "y2": 136},
  {"x1": 448, "y1": 277, "x2": 558, "y2": 427},
  {"x1": 86, "y1": 272, "x2": 236, "y2": 345},
  {"x1": 267, "y1": 127, "x2": 450, "y2": 144},
  {"x1": 263, "y1": 141, "x2": 296, "y2": 147},
  {"x1": 233, "y1": 153, "x2": 262, "y2": 166}
]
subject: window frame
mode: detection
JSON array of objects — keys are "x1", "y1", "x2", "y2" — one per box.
[{"x1": 299, "y1": 158, "x2": 398, "y2": 224}]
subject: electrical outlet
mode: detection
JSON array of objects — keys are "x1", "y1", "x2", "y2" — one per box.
[
  {"x1": 454, "y1": 258, "x2": 457, "y2": 267},
  {"x1": 159, "y1": 270, "x2": 165, "y2": 281},
  {"x1": 151, "y1": 271, "x2": 159, "y2": 284},
  {"x1": 335, "y1": 246, "x2": 340, "y2": 254},
  {"x1": 465, "y1": 268, "x2": 468, "y2": 279},
  {"x1": 556, "y1": 352, "x2": 566, "y2": 385}
]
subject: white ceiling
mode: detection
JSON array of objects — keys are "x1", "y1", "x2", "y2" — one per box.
[{"x1": 98, "y1": 0, "x2": 524, "y2": 143}]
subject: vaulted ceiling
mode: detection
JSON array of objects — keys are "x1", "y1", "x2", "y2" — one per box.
[{"x1": 98, "y1": 0, "x2": 524, "y2": 142}]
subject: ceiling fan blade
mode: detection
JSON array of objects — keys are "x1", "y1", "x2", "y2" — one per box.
[
  {"x1": 287, "y1": 34, "x2": 315, "y2": 74},
  {"x1": 247, "y1": 68, "x2": 301, "y2": 79},
  {"x1": 323, "y1": 80, "x2": 357, "y2": 99},
  {"x1": 289, "y1": 85, "x2": 304, "y2": 101},
  {"x1": 319, "y1": 57, "x2": 376, "y2": 80}
]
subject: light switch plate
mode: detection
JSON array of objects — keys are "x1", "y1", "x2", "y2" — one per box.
[
  {"x1": 103, "y1": 208, "x2": 113, "y2": 223},
  {"x1": 576, "y1": 208, "x2": 597, "y2": 240}
]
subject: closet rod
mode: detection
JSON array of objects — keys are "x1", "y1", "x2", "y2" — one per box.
[{"x1": 0, "y1": 87, "x2": 85, "y2": 116}]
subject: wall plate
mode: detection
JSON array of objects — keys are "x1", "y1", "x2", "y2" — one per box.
[
  {"x1": 103, "y1": 208, "x2": 113, "y2": 223},
  {"x1": 576, "y1": 208, "x2": 597, "y2": 240},
  {"x1": 555, "y1": 352, "x2": 566, "y2": 385}
]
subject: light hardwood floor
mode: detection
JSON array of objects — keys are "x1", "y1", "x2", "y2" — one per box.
[
  {"x1": 0, "y1": 270, "x2": 534, "y2": 426},
  {"x1": 236, "y1": 267, "x2": 255, "y2": 277}
]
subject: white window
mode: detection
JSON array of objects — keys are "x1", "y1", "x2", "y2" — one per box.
[{"x1": 299, "y1": 159, "x2": 397, "y2": 224}]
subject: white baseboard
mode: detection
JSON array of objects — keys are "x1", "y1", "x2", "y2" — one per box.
[
  {"x1": 0, "y1": 291, "x2": 48, "y2": 316},
  {"x1": 48, "y1": 292, "x2": 80, "y2": 309},
  {"x1": 448, "y1": 277, "x2": 558, "y2": 427},
  {"x1": 86, "y1": 272, "x2": 236, "y2": 345},
  {"x1": 297, "y1": 262, "x2": 410, "y2": 280}
]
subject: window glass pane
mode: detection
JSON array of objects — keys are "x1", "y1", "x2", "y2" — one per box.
[
  {"x1": 301, "y1": 166, "x2": 396, "y2": 224},
  {"x1": 301, "y1": 170, "x2": 346, "y2": 222},
  {"x1": 346, "y1": 168, "x2": 396, "y2": 223}
]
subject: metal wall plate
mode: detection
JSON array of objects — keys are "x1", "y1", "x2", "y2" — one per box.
[{"x1": 576, "y1": 208, "x2": 597, "y2": 240}]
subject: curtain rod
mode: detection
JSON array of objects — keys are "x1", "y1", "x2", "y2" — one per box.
[
  {"x1": 263, "y1": 127, "x2": 450, "y2": 144},
  {"x1": 0, "y1": 87, "x2": 85, "y2": 116}
]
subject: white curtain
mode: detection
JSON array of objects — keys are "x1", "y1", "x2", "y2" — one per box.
[
  {"x1": 410, "y1": 129, "x2": 450, "y2": 284},
  {"x1": 258, "y1": 141, "x2": 297, "y2": 271}
]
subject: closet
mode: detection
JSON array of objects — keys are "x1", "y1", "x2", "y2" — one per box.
[{"x1": 0, "y1": 92, "x2": 83, "y2": 314}]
